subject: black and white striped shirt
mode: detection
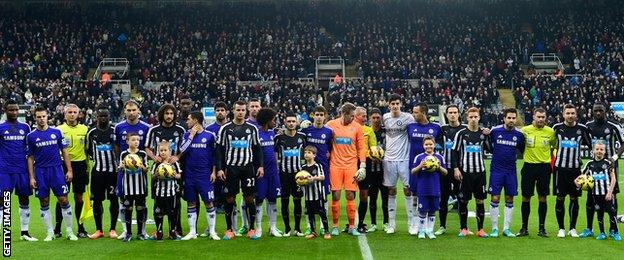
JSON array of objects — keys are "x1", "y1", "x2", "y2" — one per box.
[
  {"x1": 301, "y1": 163, "x2": 326, "y2": 201},
  {"x1": 451, "y1": 127, "x2": 489, "y2": 174},
  {"x1": 275, "y1": 131, "x2": 306, "y2": 174},
  {"x1": 582, "y1": 159, "x2": 614, "y2": 196},
  {"x1": 152, "y1": 162, "x2": 181, "y2": 197},
  {"x1": 586, "y1": 120, "x2": 624, "y2": 158},
  {"x1": 442, "y1": 124, "x2": 467, "y2": 168},
  {"x1": 120, "y1": 150, "x2": 149, "y2": 196},
  {"x1": 553, "y1": 122, "x2": 590, "y2": 169},
  {"x1": 215, "y1": 121, "x2": 263, "y2": 170},
  {"x1": 86, "y1": 126, "x2": 117, "y2": 173},
  {"x1": 145, "y1": 124, "x2": 186, "y2": 156}
]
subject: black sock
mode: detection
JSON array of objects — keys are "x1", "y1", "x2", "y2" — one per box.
[
  {"x1": 439, "y1": 199, "x2": 448, "y2": 229},
  {"x1": 476, "y1": 203, "x2": 485, "y2": 230},
  {"x1": 137, "y1": 208, "x2": 146, "y2": 236},
  {"x1": 125, "y1": 208, "x2": 133, "y2": 235},
  {"x1": 306, "y1": 201, "x2": 316, "y2": 233},
  {"x1": 110, "y1": 197, "x2": 119, "y2": 230},
  {"x1": 597, "y1": 209, "x2": 605, "y2": 233},
  {"x1": 320, "y1": 203, "x2": 330, "y2": 232},
  {"x1": 155, "y1": 213, "x2": 164, "y2": 234},
  {"x1": 381, "y1": 186, "x2": 389, "y2": 224},
  {"x1": 369, "y1": 188, "x2": 378, "y2": 225},
  {"x1": 358, "y1": 200, "x2": 368, "y2": 227},
  {"x1": 555, "y1": 199, "x2": 565, "y2": 230},
  {"x1": 538, "y1": 201, "x2": 547, "y2": 230},
  {"x1": 586, "y1": 197, "x2": 595, "y2": 230},
  {"x1": 569, "y1": 199, "x2": 579, "y2": 230},
  {"x1": 281, "y1": 198, "x2": 291, "y2": 232},
  {"x1": 168, "y1": 213, "x2": 176, "y2": 234},
  {"x1": 459, "y1": 200, "x2": 468, "y2": 229},
  {"x1": 521, "y1": 201, "x2": 530, "y2": 230},
  {"x1": 55, "y1": 202, "x2": 62, "y2": 232},
  {"x1": 75, "y1": 200, "x2": 85, "y2": 232},
  {"x1": 246, "y1": 202, "x2": 256, "y2": 230},
  {"x1": 294, "y1": 198, "x2": 302, "y2": 232},
  {"x1": 225, "y1": 202, "x2": 234, "y2": 230},
  {"x1": 93, "y1": 200, "x2": 103, "y2": 231}
]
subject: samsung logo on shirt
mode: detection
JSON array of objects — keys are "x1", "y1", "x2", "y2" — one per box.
[
  {"x1": 411, "y1": 132, "x2": 429, "y2": 138},
  {"x1": 4, "y1": 135, "x2": 25, "y2": 141},
  {"x1": 261, "y1": 141, "x2": 274, "y2": 147},
  {"x1": 36, "y1": 140, "x2": 57, "y2": 147},
  {"x1": 496, "y1": 139, "x2": 518, "y2": 147},
  {"x1": 191, "y1": 143, "x2": 207, "y2": 148},
  {"x1": 307, "y1": 138, "x2": 327, "y2": 144}
]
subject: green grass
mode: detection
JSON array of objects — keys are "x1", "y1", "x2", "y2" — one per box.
[{"x1": 4, "y1": 160, "x2": 624, "y2": 259}]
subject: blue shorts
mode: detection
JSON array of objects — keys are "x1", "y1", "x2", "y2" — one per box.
[
  {"x1": 256, "y1": 172, "x2": 281, "y2": 201},
  {"x1": 35, "y1": 166, "x2": 68, "y2": 198},
  {"x1": 184, "y1": 174, "x2": 214, "y2": 203},
  {"x1": 488, "y1": 169, "x2": 518, "y2": 196},
  {"x1": 417, "y1": 195, "x2": 440, "y2": 213},
  {"x1": 0, "y1": 173, "x2": 32, "y2": 197}
]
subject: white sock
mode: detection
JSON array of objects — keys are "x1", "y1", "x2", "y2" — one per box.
[
  {"x1": 504, "y1": 202, "x2": 513, "y2": 230},
  {"x1": 267, "y1": 202, "x2": 278, "y2": 230},
  {"x1": 207, "y1": 207, "x2": 216, "y2": 234},
  {"x1": 490, "y1": 202, "x2": 499, "y2": 230},
  {"x1": 388, "y1": 195, "x2": 397, "y2": 228},
  {"x1": 61, "y1": 204, "x2": 74, "y2": 234},
  {"x1": 418, "y1": 213, "x2": 426, "y2": 232},
  {"x1": 19, "y1": 205, "x2": 31, "y2": 232},
  {"x1": 256, "y1": 202, "x2": 264, "y2": 229},
  {"x1": 187, "y1": 208, "x2": 197, "y2": 234},
  {"x1": 119, "y1": 203, "x2": 127, "y2": 233},
  {"x1": 41, "y1": 206, "x2": 53, "y2": 234},
  {"x1": 324, "y1": 201, "x2": 329, "y2": 212},
  {"x1": 232, "y1": 206, "x2": 239, "y2": 230},
  {"x1": 240, "y1": 198, "x2": 248, "y2": 228},
  {"x1": 427, "y1": 214, "x2": 436, "y2": 233},
  {"x1": 405, "y1": 195, "x2": 414, "y2": 227}
]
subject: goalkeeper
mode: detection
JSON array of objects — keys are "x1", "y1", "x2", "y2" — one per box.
[{"x1": 326, "y1": 103, "x2": 367, "y2": 236}]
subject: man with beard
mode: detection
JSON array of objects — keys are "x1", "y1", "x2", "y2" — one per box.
[{"x1": 145, "y1": 104, "x2": 186, "y2": 235}]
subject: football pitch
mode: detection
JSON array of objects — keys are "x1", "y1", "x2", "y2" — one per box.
[{"x1": 4, "y1": 160, "x2": 624, "y2": 259}]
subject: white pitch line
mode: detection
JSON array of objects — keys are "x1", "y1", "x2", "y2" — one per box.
[{"x1": 358, "y1": 235, "x2": 374, "y2": 260}]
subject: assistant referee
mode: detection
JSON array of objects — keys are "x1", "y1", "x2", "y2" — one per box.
[
  {"x1": 517, "y1": 108, "x2": 556, "y2": 238},
  {"x1": 56, "y1": 104, "x2": 90, "y2": 238}
]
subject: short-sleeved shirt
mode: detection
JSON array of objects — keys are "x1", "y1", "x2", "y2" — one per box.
[
  {"x1": 521, "y1": 124, "x2": 556, "y2": 164},
  {"x1": 57, "y1": 123, "x2": 89, "y2": 161},
  {"x1": 27, "y1": 127, "x2": 67, "y2": 168}
]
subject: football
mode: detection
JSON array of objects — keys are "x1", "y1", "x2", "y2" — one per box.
[
  {"x1": 581, "y1": 175, "x2": 595, "y2": 191},
  {"x1": 423, "y1": 155, "x2": 440, "y2": 172},
  {"x1": 124, "y1": 154, "x2": 143, "y2": 170},
  {"x1": 156, "y1": 163, "x2": 175, "y2": 179},
  {"x1": 295, "y1": 170, "x2": 311, "y2": 186}
]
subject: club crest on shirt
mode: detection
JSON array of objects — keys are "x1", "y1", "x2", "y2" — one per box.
[
  {"x1": 428, "y1": 129, "x2": 434, "y2": 134},
  {"x1": 321, "y1": 134, "x2": 326, "y2": 139},
  {"x1": 174, "y1": 132, "x2": 179, "y2": 137},
  {"x1": 51, "y1": 134, "x2": 57, "y2": 139},
  {"x1": 512, "y1": 136, "x2": 517, "y2": 141},
  {"x1": 298, "y1": 138, "x2": 303, "y2": 144},
  {"x1": 605, "y1": 128, "x2": 610, "y2": 134},
  {"x1": 19, "y1": 129, "x2": 25, "y2": 135},
  {"x1": 201, "y1": 138, "x2": 207, "y2": 143},
  {"x1": 139, "y1": 130, "x2": 144, "y2": 135},
  {"x1": 397, "y1": 121, "x2": 403, "y2": 126},
  {"x1": 576, "y1": 129, "x2": 582, "y2": 135},
  {"x1": 246, "y1": 129, "x2": 251, "y2": 134},
  {"x1": 602, "y1": 164, "x2": 608, "y2": 169}
]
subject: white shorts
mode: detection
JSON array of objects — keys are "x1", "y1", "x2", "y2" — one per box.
[{"x1": 383, "y1": 160, "x2": 410, "y2": 187}]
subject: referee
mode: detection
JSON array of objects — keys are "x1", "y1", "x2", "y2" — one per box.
[
  {"x1": 55, "y1": 104, "x2": 90, "y2": 238},
  {"x1": 517, "y1": 108, "x2": 556, "y2": 237}
]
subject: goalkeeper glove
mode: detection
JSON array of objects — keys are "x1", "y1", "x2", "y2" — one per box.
[{"x1": 355, "y1": 167, "x2": 366, "y2": 182}]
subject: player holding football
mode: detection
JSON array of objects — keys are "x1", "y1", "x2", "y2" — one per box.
[
  {"x1": 150, "y1": 141, "x2": 182, "y2": 241},
  {"x1": 118, "y1": 133, "x2": 149, "y2": 242},
  {"x1": 27, "y1": 107, "x2": 77, "y2": 241},
  {"x1": 487, "y1": 108, "x2": 525, "y2": 237}
]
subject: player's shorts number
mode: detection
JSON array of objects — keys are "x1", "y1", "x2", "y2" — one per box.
[
  {"x1": 246, "y1": 178, "x2": 255, "y2": 187},
  {"x1": 208, "y1": 191, "x2": 214, "y2": 200},
  {"x1": 62, "y1": 185, "x2": 69, "y2": 194},
  {"x1": 276, "y1": 188, "x2": 281, "y2": 196}
]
